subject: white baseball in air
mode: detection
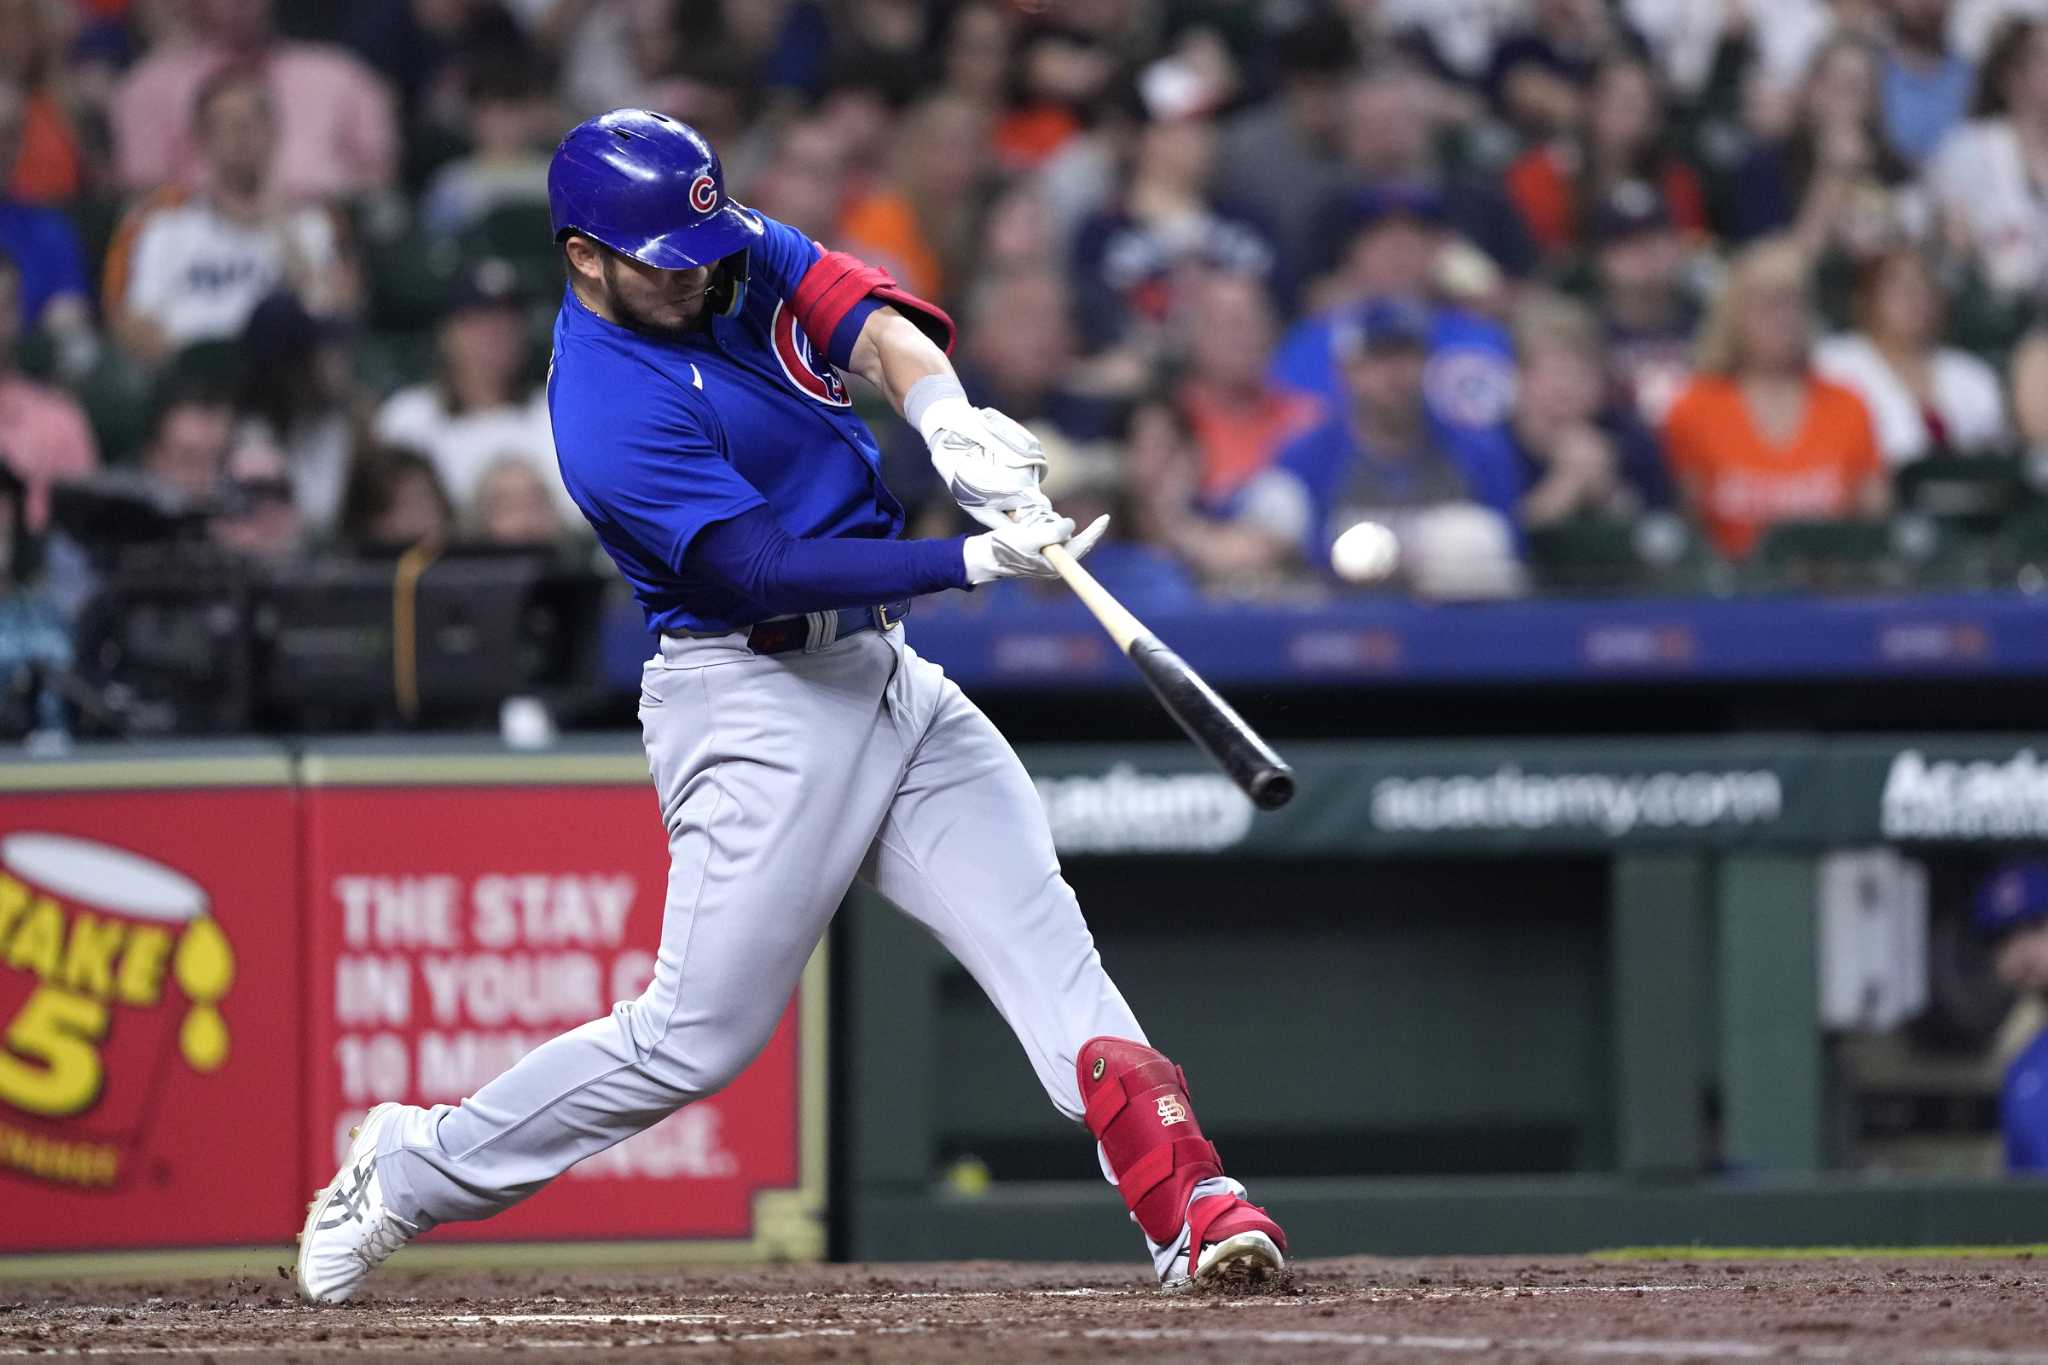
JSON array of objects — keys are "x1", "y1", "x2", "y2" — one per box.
[{"x1": 1330, "y1": 520, "x2": 1399, "y2": 584}]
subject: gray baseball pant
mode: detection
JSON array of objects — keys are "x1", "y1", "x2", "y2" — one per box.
[{"x1": 371, "y1": 625, "x2": 1231, "y2": 1277}]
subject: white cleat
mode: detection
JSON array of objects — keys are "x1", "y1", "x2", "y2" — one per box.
[
  {"x1": 1163, "y1": 1229, "x2": 1287, "y2": 1294},
  {"x1": 295, "y1": 1102, "x2": 418, "y2": 1305},
  {"x1": 1194, "y1": 1229, "x2": 1285, "y2": 1288}
]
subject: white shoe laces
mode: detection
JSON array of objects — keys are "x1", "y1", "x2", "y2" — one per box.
[{"x1": 352, "y1": 1215, "x2": 415, "y2": 1273}]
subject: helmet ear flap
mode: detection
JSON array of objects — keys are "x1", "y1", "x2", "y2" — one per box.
[{"x1": 708, "y1": 249, "x2": 749, "y2": 318}]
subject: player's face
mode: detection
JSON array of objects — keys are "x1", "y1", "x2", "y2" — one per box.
[
  {"x1": 1997, "y1": 924, "x2": 2048, "y2": 992},
  {"x1": 598, "y1": 250, "x2": 715, "y2": 337}
]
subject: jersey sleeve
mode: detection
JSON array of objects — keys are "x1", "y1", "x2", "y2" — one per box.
[
  {"x1": 746, "y1": 209, "x2": 955, "y2": 361},
  {"x1": 552, "y1": 349, "x2": 767, "y2": 574}
]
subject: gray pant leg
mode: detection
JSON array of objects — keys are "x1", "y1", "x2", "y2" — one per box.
[
  {"x1": 858, "y1": 643, "x2": 1144, "y2": 1122},
  {"x1": 378, "y1": 633, "x2": 905, "y2": 1227}
]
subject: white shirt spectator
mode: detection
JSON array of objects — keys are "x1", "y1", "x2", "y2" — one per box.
[
  {"x1": 1625, "y1": 0, "x2": 1834, "y2": 100},
  {"x1": 1816, "y1": 332, "x2": 2010, "y2": 464},
  {"x1": 1953, "y1": 0, "x2": 2048, "y2": 61},
  {"x1": 1926, "y1": 119, "x2": 2048, "y2": 295},
  {"x1": 121, "y1": 198, "x2": 340, "y2": 352},
  {"x1": 373, "y1": 385, "x2": 571, "y2": 523},
  {"x1": 1382, "y1": 0, "x2": 1529, "y2": 83}
]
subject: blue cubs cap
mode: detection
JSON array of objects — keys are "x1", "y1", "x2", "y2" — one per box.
[
  {"x1": 1346, "y1": 182, "x2": 1448, "y2": 233},
  {"x1": 1335, "y1": 295, "x2": 1433, "y2": 355},
  {"x1": 1974, "y1": 861, "x2": 2048, "y2": 936},
  {"x1": 547, "y1": 109, "x2": 764, "y2": 270}
]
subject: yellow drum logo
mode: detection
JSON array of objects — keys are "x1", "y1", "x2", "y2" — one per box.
[{"x1": 0, "y1": 833, "x2": 236, "y2": 1186}]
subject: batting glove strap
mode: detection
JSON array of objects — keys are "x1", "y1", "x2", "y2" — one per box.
[
  {"x1": 962, "y1": 514, "x2": 1108, "y2": 585},
  {"x1": 919, "y1": 397, "x2": 1051, "y2": 525}
]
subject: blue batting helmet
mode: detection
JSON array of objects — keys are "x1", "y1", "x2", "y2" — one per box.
[
  {"x1": 1976, "y1": 861, "x2": 2048, "y2": 938},
  {"x1": 547, "y1": 110, "x2": 763, "y2": 274}
]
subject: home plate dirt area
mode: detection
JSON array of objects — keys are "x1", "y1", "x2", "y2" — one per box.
[{"x1": 6, "y1": 1254, "x2": 2048, "y2": 1363}]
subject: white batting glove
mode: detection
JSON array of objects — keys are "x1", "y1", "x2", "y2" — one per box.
[
  {"x1": 963, "y1": 511, "x2": 1111, "y2": 585},
  {"x1": 920, "y1": 397, "x2": 1053, "y2": 532}
]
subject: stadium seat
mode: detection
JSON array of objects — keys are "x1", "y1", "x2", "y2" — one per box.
[
  {"x1": 1745, "y1": 516, "x2": 1947, "y2": 593},
  {"x1": 64, "y1": 192, "x2": 130, "y2": 307},
  {"x1": 73, "y1": 352, "x2": 156, "y2": 465},
  {"x1": 1895, "y1": 456, "x2": 2031, "y2": 534},
  {"x1": 461, "y1": 205, "x2": 563, "y2": 303},
  {"x1": 1524, "y1": 513, "x2": 1715, "y2": 594},
  {"x1": 355, "y1": 329, "x2": 438, "y2": 398},
  {"x1": 1997, "y1": 503, "x2": 2048, "y2": 573},
  {"x1": 364, "y1": 234, "x2": 466, "y2": 330}
]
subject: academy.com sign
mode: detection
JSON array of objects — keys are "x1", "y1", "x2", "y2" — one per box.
[
  {"x1": 1035, "y1": 764, "x2": 1256, "y2": 853},
  {"x1": 1882, "y1": 748, "x2": 2048, "y2": 839},
  {"x1": 1370, "y1": 764, "x2": 1784, "y2": 837}
]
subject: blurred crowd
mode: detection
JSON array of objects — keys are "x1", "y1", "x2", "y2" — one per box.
[{"x1": 9, "y1": 0, "x2": 2048, "y2": 640}]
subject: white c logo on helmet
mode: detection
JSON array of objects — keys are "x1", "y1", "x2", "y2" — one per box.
[{"x1": 688, "y1": 174, "x2": 718, "y2": 214}]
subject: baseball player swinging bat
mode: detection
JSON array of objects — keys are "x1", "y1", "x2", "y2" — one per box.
[
  {"x1": 1023, "y1": 524, "x2": 1294, "y2": 810},
  {"x1": 295, "y1": 110, "x2": 1288, "y2": 1305}
]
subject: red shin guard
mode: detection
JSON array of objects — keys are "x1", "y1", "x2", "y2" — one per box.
[{"x1": 1076, "y1": 1037, "x2": 1222, "y2": 1248}]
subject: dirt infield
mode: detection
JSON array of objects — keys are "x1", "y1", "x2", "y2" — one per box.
[{"x1": 5, "y1": 1253, "x2": 2048, "y2": 1363}]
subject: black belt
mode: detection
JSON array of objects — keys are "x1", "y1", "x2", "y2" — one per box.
[{"x1": 744, "y1": 600, "x2": 909, "y2": 655}]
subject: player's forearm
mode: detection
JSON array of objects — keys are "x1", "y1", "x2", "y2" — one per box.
[
  {"x1": 686, "y1": 504, "x2": 968, "y2": 614},
  {"x1": 848, "y1": 307, "x2": 954, "y2": 419}
]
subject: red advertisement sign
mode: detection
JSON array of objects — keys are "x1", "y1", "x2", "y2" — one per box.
[
  {"x1": 302, "y1": 781, "x2": 824, "y2": 1251},
  {"x1": 0, "y1": 785, "x2": 303, "y2": 1251}
]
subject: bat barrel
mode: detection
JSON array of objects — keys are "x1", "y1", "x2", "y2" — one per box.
[{"x1": 1127, "y1": 637, "x2": 1296, "y2": 810}]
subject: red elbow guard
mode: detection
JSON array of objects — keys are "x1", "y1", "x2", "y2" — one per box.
[
  {"x1": 1077, "y1": 1036, "x2": 1224, "y2": 1247},
  {"x1": 791, "y1": 249, "x2": 956, "y2": 355}
]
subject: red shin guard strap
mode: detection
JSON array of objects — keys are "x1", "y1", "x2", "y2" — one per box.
[
  {"x1": 1077, "y1": 1037, "x2": 1223, "y2": 1247},
  {"x1": 1116, "y1": 1137, "x2": 1220, "y2": 1212}
]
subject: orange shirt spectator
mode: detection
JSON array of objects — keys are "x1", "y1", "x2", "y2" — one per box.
[
  {"x1": 1664, "y1": 236, "x2": 1890, "y2": 558},
  {"x1": 834, "y1": 95, "x2": 991, "y2": 307},
  {"x1": 1504, "y1": 56, "x2": 1708, "y2": 259},
  {"x1": 1179, "y1": 385, "x2": 1323, "y2": 500},
  {"x1": 836, "y1": 190, "x2": 945, "y2": 303},
  {"x1": 1173, "y1": 275, "x2": 1321, "y2": 498},
  {"x1": 1505, "y1": 149, "x2": 1706, "y2": 257},
  {"x1": 1664, "y1": 374, "x2": 1882, "y2": 556},
  {"x1": 8, "y1": 89, "x2": 80, "y2": 204}
]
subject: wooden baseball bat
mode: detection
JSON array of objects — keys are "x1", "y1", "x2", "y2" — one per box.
[{"x1": 1039, "y1": 539, "x2": 1296, "y2": 810}]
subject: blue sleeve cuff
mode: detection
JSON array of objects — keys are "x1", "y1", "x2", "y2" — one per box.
[{"x1": 827, "y1": 297, "x2": 884, "y2": 371}]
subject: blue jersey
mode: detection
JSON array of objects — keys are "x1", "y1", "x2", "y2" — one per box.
[
  {"x1": 2004, "y1": 1025, "x2": 2048, "y2": 1173},
  {"x1": 1269, "y1": 304, "x2": 1525, "y2": 522},
  {"x1": 548, "y1": 209, "x2": 898, "y2": 635}
]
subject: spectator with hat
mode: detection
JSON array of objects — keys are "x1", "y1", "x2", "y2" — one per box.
[
  {"x1": 1322, "y1": 68, "x2": 1536, "y2": 284},
  {"x1": 1272, "y1": 186, "x2": 1525, "y2": 523},
  {"x1": 1974, "y1": 860, "x2": 2048, "y2": 1172},
  {"x1": 1589, "y1": 180, "x2": 1705, "y2": 430},
  {"x1": 1235, "y1": 297, "x2": 1518, "y2": 589},
  {"x1": 1069, "y1": 78, "x2": 1277, "y2": 356},
  {"x1": 236, "y1": 290, "x2": 359, "y2": 535},
  {"x1": 372, "y1": 258, "x2": 565, "y2": 528}
]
